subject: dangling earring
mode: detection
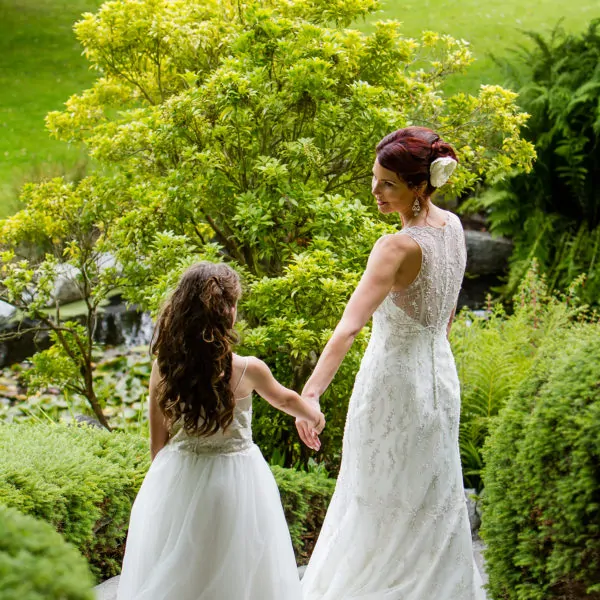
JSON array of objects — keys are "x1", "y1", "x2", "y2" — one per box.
[{"x1": 412, "y1": 197, "x2": 421, "y2": 217}]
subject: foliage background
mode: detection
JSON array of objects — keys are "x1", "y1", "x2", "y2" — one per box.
[
  {"x1": 1, "y1": 0, "x2": 534, "y2": 469},
  {"x1": 0, "y1": 503, "x2": 95, "y2": 600},
  {"x1": 4, "y1": 0, "x2": 595, "y2": 218},
  {"x1": 481, "y1": 322, "x2": 600, "y2": 599},
  {"x1": 463, "y1": 19, "x2": 600, "y2": 305}
]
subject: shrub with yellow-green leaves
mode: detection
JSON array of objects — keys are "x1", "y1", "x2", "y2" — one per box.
[{"x1": 2, "y1": 0, "x2": 535, "y2": 467}]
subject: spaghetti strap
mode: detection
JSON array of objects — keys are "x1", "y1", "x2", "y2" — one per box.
[{"x1": 232, "y1": 357, "x2": 250, "y2": 395}]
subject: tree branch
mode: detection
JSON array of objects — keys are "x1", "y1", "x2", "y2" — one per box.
[
  {"x1": 200, "y1": 210, "x2": 246, "y2": 264},
  {"x1": 324, "y1": 170, "x2": 372, "y2": 193}
]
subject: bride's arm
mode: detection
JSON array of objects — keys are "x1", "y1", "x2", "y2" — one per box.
[
  {"x1": 301, "y1": 234, "x2": 416, "y2": 403},
  {"x1": 446, "y1": 304, "x2": 457, "y2": 339}
]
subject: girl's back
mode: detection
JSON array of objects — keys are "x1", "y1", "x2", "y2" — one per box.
[{"x1": 166, "y1": 357, "x2": 254, "y2": 456}]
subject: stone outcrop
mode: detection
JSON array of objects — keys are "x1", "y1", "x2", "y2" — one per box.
[{"x1": 464, "y1": 230, "x2": 513, "y2": 276}]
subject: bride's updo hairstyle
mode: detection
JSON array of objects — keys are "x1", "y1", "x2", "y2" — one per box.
[
  {"x1": 376, "y1": 126, "x2": 458, "y2": 197},
  {"x1": 151, "y1": 262, "x2": 242, "y2": 437}
]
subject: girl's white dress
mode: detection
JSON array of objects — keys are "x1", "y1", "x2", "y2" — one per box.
[
  {"x1": 302, "y1": 212, "x2": 486, "y2": 600},
  {"x1": 117, "y1": 369, "x2": 302, "y2": 600}
]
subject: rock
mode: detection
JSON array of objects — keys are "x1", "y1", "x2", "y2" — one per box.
[
  {"x1": 95, "y1": 575, "x2": 119, "y2": 600},
  {"x1": 473, "y1": 536, "x2": 489, "y2": 587},
  {"x1": 475, "y1": 487, "x2": 484, "y2": 523},
  {"x1": 52, "y1": 263, "x2": 82, "y2": 306},
  {"x1": 465, "y1": 230, "x2": 513, "y2": 276},
  {"x1": 74, "y1": 414, "x2": 104, "y2": 429},
  {"x1": 457, "y1": 273, "x2": 503, "y2": 310},
  {"x1": 0, "y1": 318, "x2": 51, "y2": 369},
  {"x1": 465, "y1": 488, "x2": 482, "y2": 535},
  {"x1": 50, "y1": 253, "x2": 120, "y2": 307},
  {"x1": 95, "y1": 570, "x2": 310, "y2": 600},
  {"x1": 0, "y1": 300, "x2": 16, "y2": 320},
  {"x1": 96, "y1": 546, "x2": 488, "y2": 599}
]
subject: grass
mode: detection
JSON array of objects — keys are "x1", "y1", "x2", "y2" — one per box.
[
  {"x1": 0, "y1": 0, "x2": 598, "y2": 219},
  {"x1": 373, "y1": 0, "x2": 599, "y2": 95},
  {"x1": 0, "y1": 0, "x2": 103, "y2": 218}
]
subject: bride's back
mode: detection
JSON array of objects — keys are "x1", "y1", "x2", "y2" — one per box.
[{"x1": 388, "y1": 211, "x2": 466, "y2": 332}]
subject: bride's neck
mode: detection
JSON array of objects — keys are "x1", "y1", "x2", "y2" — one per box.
[{"x1": 399, "y1": 199, "x2": 435, "y2": 227}]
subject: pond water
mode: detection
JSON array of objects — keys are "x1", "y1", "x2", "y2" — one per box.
[{"x1": 0, "y1": 295, "x2": 154, "y2": 368}]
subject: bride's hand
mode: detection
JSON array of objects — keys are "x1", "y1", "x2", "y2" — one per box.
[{"x1": 312, "y1": 410, "x2": 326, "y2": 435}]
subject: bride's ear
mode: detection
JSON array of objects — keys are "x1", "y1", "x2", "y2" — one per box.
[{"x1": 415, "y1": 181, "x2": 428, "y2": 198}]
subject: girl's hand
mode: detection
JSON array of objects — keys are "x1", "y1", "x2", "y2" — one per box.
[
  {"x1": 296, "y1": 398, "x2": 325, "y2": 451},
  {"x1": 296, "y1": 417, "x2": 321, "y2": 451}
]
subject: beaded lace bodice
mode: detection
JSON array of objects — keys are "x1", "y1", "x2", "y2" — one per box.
[
  {"x1": 389, "y1": 210, "x2": 466, "y2": 331},
  {"x1": 167, "y1": 393, "x2": 254, "y2": 456}
]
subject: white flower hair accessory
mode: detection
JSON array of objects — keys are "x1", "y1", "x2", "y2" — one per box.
[{"x1": 429, "y1": 156, "x2": 457, "y2": 188}]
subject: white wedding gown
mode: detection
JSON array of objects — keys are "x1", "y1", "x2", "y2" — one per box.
[
  {"x1": 302, "y1": 211, "x2": 486, "y2": 600},
  {"x1": 117, "y1": 379, "x2": 302, "y2": 599}
]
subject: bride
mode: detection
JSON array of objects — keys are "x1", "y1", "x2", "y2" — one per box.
[{"x1": 297, "y1": 127, "x2": 486, "y2": 599}]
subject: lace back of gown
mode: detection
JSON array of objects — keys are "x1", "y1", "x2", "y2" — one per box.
[
  {"x1": 389, "y1": 210, "x2": 466, "y2": 330},
  {"x1": 167, "y1": 393, "x2": 254, "y2": 456}
]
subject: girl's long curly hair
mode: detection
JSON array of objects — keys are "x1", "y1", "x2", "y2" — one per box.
[{"x1": 151, "y1": 262, "x2": 242, "y2": 437}]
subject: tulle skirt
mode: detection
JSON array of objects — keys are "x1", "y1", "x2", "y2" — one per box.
[{"x1": 117, "y1": 443, "x2": 302, "y2": 600}]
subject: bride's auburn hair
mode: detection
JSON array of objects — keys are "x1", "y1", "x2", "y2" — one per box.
[
  {"x1": 376, "y1": 126, "x2": 458, "y2": 197},
  {"x1": 151, "y1": 262, "x2": 242, "y2": 437}
]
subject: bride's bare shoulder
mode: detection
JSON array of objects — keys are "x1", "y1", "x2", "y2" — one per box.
[{"x1": 374, "y1": 233, "x2": 421, "y2": 255}]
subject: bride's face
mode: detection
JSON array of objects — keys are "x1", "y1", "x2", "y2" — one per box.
[{"x1": 371, "y1": 158, "x2": 415, "y2": 215}]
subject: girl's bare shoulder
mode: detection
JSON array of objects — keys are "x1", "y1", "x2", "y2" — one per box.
[{"x1": 233, "y1": 354, "x2": 268, "y2": 379}]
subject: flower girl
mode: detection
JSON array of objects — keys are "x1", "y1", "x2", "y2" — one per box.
[{"x1": 117, "y1": 262, "x2": 325, "y2": 600}]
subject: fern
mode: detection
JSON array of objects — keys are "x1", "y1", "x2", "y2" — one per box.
[
  {"x1": 452, "y1": 263, "x2": 586, "y2": 490},
  {"x1": 466, "y1": 19, "x2": 600, "y2": 305}
]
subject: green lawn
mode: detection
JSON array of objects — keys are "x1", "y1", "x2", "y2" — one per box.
[
  {"x1": 0, "y1": 0, "x2": 598, "y2": 218},
  {"x1": 374, "y1": 0, "x2": 599, "y2": 94},
  {"x1": 0, "y1": 0, "x2": 103, "y2": 217}
]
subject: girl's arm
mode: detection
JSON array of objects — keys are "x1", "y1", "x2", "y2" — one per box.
[
  {"x1": 149, "y1": 360, "x2": 170, "y2": 461},
  {"x1": 248, "y1": 357, "x2": 325, "y2": 451}
]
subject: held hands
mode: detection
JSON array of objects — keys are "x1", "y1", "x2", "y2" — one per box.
[{"x1": 296, "y1": 397, "x2": 325, "y2": 452}]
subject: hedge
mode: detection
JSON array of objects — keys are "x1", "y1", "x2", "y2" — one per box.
[
  {"x1": 0, "y1": 423, "x2": 149, "y2": 580},
  {"x1": 481, "y1": 323, "x2": 600, "y2": 599},
  {"x1": 0, "y1": 423, "x2": 335, "y2": 580},
  {"x1": 272, "y1": 465, "x2": 335, "y2": 562},
  {"x1": 0, "y1": 504, "x2": 95, "y2": 600}
]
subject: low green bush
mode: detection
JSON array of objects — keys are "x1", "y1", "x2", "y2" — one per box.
[
  {"x1": 0, "y1": 423, "x2": 335, "y2": 578},
  {"x1": 272, "y1": 465, "x2": 335, "y2": 563},
  {"x1": 451, "y1": 264, "x2": 589, "y2": 490},
  {"x1": 0, "y1": 423, "x2": 149, "y2": 581},
  {"x1": 481, "y1": 323, "x2": 600, "y2": 599},
  {"x1": 0, "y1": 504, "x2": 95, "y2": 600}
]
